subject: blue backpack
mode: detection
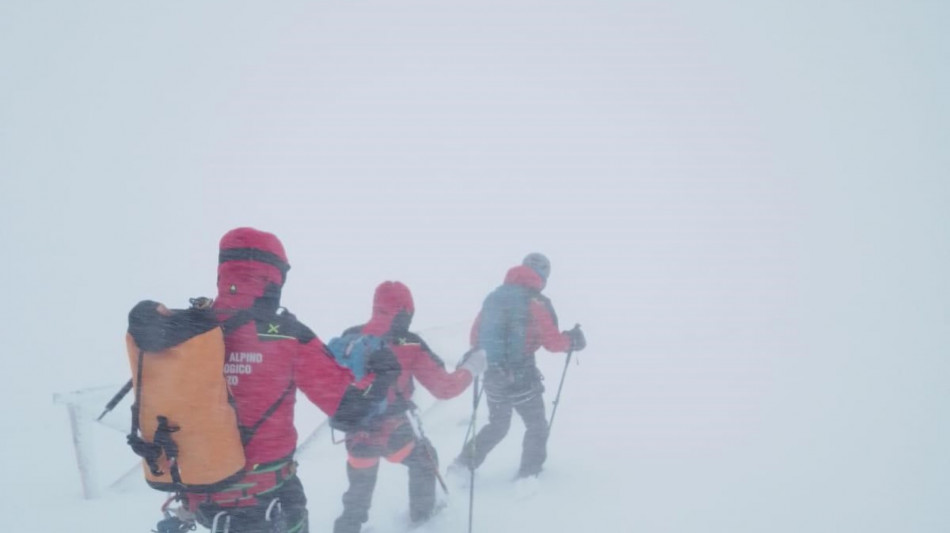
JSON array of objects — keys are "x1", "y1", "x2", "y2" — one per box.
[
  {"x1": 327, "y1": 332, "x2": 386, "y2": 381},
  {"x1": 326, "y1": 331, "x2": 391, "y2": 431},
  {"x1": 477, "y1": 284, "x2": 533, "y2": 367}
]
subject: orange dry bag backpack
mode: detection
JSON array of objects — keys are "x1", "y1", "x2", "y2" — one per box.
[{"x1": 125, "y1": 300, "x2": 246, "y2": 492}]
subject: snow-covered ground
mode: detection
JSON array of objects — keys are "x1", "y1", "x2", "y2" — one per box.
[
  {"x1": 3, "y1": 1, "x2": 949, "y2": 532},
  {"x1": 24, "y1": 324, "x2": 818, "y2": 533},
  {"x1": 43, "y1": 325, "x2": 647, "y2": 533}
]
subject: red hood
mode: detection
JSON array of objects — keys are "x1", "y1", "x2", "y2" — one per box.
[
  {"x1": 504, "y1": 265, "x2": 545, "y2": 291},
  {"x1": 363, "y1": 281, "x2": 414, "y2": 336},
  {"x1": 214, "y1": 228, "x2": 289, "y2": 311}
]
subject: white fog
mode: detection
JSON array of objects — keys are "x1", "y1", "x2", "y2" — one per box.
[{"x1": 1, "y1": 1, "x2": 947, "y2": 532}]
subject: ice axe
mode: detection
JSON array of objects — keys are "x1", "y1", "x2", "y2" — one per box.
[
  {"x1": 406, "y1": 404, "x2": 449, "y2": 494},
  {"x1": 97, "y1": 379, "x2": 133, "y2": 421}
]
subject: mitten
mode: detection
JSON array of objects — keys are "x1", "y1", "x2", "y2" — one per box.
[
  {"x1": 459, "y1": 348, "x2": 488, "y2": 377},
  {"x1": 567, "y1": 325, "x2": 586, "y2": 352}
]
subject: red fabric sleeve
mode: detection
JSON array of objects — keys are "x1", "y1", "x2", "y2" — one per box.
[
  {"x1": 531, "y1": 299, "x2": 572, "y2": 353},
  {"x1": 294, "y1": 337, "x2": 357, "y2": 416},
  {"x1": 403, "y1": 344, "x2": 473, "y2": 400}
]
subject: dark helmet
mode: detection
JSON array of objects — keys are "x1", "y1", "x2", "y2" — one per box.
[{"x1": 522, "y1": 252, "x2": 551, "y2": 282}]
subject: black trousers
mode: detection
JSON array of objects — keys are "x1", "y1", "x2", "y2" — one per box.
[
  {"x1": 194, "y1": 475, "x2": 308, "y2": 533},
  {"x1": 461, "y1": 388, "x2": 549, "y2": 477},
  {"x1": 333, "y1": 422, "x2": 439, "y2": 533}
]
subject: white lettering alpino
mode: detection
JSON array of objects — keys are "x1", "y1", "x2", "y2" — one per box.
[{"x1": 228, "y1": 352, "x2": 263, "y2": 363}]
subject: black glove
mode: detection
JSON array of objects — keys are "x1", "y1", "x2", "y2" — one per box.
[
  {"x1": 365, "y1": 346, "x2": 401, "y2": 401},
  {"x1": 567, "y1": 325, "x2": 586, "y2": 352},
  {"x1": 330, "y1": 387, "x2": 369, "y2": 432}
]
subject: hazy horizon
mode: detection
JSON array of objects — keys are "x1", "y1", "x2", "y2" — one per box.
[{"x1": 2, "y1": 1, "x2": 948, "y2": 531}]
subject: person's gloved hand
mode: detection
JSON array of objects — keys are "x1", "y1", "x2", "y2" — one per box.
[
  {"x1": 365, "y1": 347, "x2": 401, "y2": 400},
  {"x1": 567, "y1": 324, "x2": 586, "y2": 352},
  {"x1": 459, "y1": 348, "x2": 488, "y2": 377}
]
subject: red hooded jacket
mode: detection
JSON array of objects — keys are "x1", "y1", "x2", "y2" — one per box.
[
  {"x1": 213, "y1": 228, "x2": 355, "y2": 467},
  {"x1": 350, "y1": 281, "x2": 472, "y2": 408},
  {"x1": 470, "y1": 265, "x2": 573, "y2": 354}
]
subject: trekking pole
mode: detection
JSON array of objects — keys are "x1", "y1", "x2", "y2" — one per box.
[
  {"x1": 547, "y1": 347, "x2": 575, "y2": 434},
  {"x1": 459, "y1": 381, "x2": 484, "y2": 456},
  {"x1": 97, "y1": 379, "x2": 133, "y2": 421},
  {"x1": 407, "y1": 407, "x2": 449, "y2": 494},
  {"x1": 467, "y1": 377, "x2": 480, "y2": 533}
]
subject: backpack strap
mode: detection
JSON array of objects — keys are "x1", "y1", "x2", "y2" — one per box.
[
  {"x1": 239, "y1": 379, "x2": 295, "y2": 446},
  {"x1": 129, "y1": 349, "x2": 145, "y2": 438},
  {"x1": 221, "y1": 306, "x2": 299, "y2": 446},
  {"x1": 152, "y1": 416, "x2": 182, "y2": 485},
  {"x1": 221, "y1": 310, "x2": 255, "y2": 335}
]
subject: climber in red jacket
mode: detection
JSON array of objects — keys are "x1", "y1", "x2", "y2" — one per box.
[
  {"x1": 332, "y1": 281, "x2": 486, "y2": 533},
  {"x1": 185, "y1": 227, "x2": 400, "y2": 533}
]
